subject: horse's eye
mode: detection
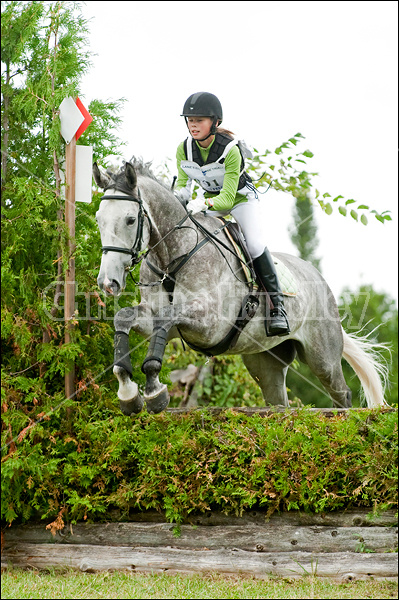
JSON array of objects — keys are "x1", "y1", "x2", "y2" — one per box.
[{"x1": 126, "y1": 216, "x2": 136, "y2": 226}]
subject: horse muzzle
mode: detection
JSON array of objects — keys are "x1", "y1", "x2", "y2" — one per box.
[{"x1": 98, "y1": 275, "x2": 122, "y2": 297}]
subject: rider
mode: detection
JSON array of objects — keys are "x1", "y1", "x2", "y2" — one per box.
[{"x1": 174, "y1": 91, "x2": 290, "y2": 337}]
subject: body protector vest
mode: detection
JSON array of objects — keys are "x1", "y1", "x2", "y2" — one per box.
[{"x1": 180, "y1": 132, "x2": 253, "y2": 196}]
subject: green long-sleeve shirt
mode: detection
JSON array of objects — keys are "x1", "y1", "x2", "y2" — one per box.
[{"x1": 175, "y1": 138, "x2": 248, "y2": 211}]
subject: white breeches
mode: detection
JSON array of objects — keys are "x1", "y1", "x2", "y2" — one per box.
[
  {"x1": 204, "y1": 191, "x2": 267, "y2": 259},
  {"x1": 230, "y1": 194, "x2": 267, "y2": 259}
]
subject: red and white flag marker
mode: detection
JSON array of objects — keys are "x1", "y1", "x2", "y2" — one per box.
[{"x1": 59, "y1": 96, "x2": 93, "y2": 203}]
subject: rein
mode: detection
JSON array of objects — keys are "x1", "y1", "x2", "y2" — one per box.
[{"x1": 100, "y1": 190, "x2": 254, "y2": 301}]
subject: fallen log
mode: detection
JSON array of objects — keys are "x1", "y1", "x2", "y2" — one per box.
[
  {"x1": 4, "y1": 522, "x2": 397, "y2": 554},
  {"x1": 2, "y1": 543, "x2": 397, "y2": 581}
]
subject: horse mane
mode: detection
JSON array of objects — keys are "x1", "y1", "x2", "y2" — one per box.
[
  {"x1": 128, "y1": 156, "x2": 171, "y2": 192},
  {"x1": 127, "y1": 156, "x2": 155, "y2": 179},
  {"x1": 102, "y1": 156, "x2": 172, "y2": 196}
]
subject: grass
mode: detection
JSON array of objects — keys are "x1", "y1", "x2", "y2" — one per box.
[{"x1": 1, "y1": 569, "x2": 398, "y2": 599}]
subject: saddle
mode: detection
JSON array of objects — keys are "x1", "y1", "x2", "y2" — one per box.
[
  {"x1": 217, "y1": 218, "x2": 257, "y2": 288},
  {"x1": 219, "y1": 218, "x2": 297, "y2": 298}
]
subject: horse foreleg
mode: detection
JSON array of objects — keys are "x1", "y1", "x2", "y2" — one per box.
[
  {"x1": 113, "y1": 366, "x2": 143, "y2": 414},
  {"x1": 140, "y1": 298, "x2": 212, "y2": 414},
  {"x1": 113, "y1": 305, "x2": 153, "y2": 415},
  {"x1": 141, "y1": 322, "x2": 171, "y2": 414}
]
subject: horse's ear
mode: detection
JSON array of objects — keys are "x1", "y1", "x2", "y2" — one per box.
[
  {"x1": 93, "y1": 162, "x2": 112, "y2": 189},
  {"x1": 125, "y1": 162, "x2": 137, "y2": 190}
]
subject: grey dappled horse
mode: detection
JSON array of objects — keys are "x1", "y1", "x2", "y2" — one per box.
[{"x1": 93, "y1": 160, "x2": 387, "y2": 415}]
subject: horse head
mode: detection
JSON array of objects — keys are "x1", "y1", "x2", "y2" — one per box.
[{"x1": 93, "y1": 161, "x2": 149, "y2": 296}]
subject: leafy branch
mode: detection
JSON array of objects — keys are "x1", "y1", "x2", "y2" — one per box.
[{"x1": 247, "y1": 133, "x2": 392, "y2": 225}]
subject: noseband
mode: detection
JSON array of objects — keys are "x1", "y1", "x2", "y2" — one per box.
[{"x1": 100, "y1": 189, "x2": 152, "y2": 266}]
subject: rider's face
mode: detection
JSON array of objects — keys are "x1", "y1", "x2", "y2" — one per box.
[{"x1": 187, "y1": 117, "x2": 213, "y2": 141}]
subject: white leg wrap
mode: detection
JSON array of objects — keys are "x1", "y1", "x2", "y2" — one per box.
[{"x1": 113, "y1": 365, "x2": 139, "y2": 401}]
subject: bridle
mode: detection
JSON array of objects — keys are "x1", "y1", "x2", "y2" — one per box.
[{"x1": 100, "y1": 188, "x2": 152, "y2": 267}]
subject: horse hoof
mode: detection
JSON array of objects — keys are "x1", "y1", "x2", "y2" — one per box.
[
  {"x1": 144, "y1": 384, "x2": 170, "y2": 414},
  {"x1": 119, "y1": 394, "x2": 144, "y2": 416}
]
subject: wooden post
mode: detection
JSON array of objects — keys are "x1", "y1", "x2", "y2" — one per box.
[{"x1": 64, "y1": 137, "x2": 76, "y2": 399}]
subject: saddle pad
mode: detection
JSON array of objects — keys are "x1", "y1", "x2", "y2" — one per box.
[
  {"x1": 274, "y1": 257, "x2": 298, "y2": 297},
  {"x1": 221, "y1": 222, "x2": 297, "y2": 296}
]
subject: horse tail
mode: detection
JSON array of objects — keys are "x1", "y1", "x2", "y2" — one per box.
[{"x1": 342, "y1": 329, "x2": 389, "y2": 407}]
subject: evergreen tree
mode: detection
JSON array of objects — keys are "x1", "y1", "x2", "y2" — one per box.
[{"x1": 1, "y1": 1, "x2": 135, "y2": 443}]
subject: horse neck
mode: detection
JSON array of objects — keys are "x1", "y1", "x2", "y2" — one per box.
[{"x1": 138, "y1": 175, "x2": 190, "y2": 266}]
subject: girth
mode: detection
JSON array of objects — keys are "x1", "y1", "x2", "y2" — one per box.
[{"x1": 179, "y1": 292, "x2": 259, "y2": 357}]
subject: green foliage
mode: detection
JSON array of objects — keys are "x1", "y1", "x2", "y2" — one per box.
[
  {"x1": 247, "y1": 133, "x2": 391, "y2": 224},
  {"x1": 199, "y1": 356, "x2": 264, "y2": 407},
  {"x1": 1, "y1": 407, "x2": 396, "y2": 526},
  {"x1": 1, "y1": 1, "x2": 128, "y2": 421}
]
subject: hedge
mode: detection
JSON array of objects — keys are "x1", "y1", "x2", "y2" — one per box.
[{"x1": 1, "y1": 406, "x2": 397, "y2": 527}]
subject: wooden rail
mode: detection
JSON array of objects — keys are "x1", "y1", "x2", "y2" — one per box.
[{"x1": 3, "y1": 509, "x2": 397, "y2": 581}]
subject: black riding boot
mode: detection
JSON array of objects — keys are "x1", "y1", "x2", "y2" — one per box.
[{"x1": 252, "y1": 249, "x2": 291, "y2": 337}]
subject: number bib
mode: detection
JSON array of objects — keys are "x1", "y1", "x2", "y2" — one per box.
[{"x1": 179, "y1": 160, "x2": 226, "y2": 193}]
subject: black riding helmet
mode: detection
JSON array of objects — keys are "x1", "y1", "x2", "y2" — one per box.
[{"x1": 181, "y1": 92, "x2": 223, "y2": 140}]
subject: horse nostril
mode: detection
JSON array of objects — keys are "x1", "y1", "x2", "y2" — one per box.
[{"x1": 104, "y1": 279, "x2": 120, "y2": 296}]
